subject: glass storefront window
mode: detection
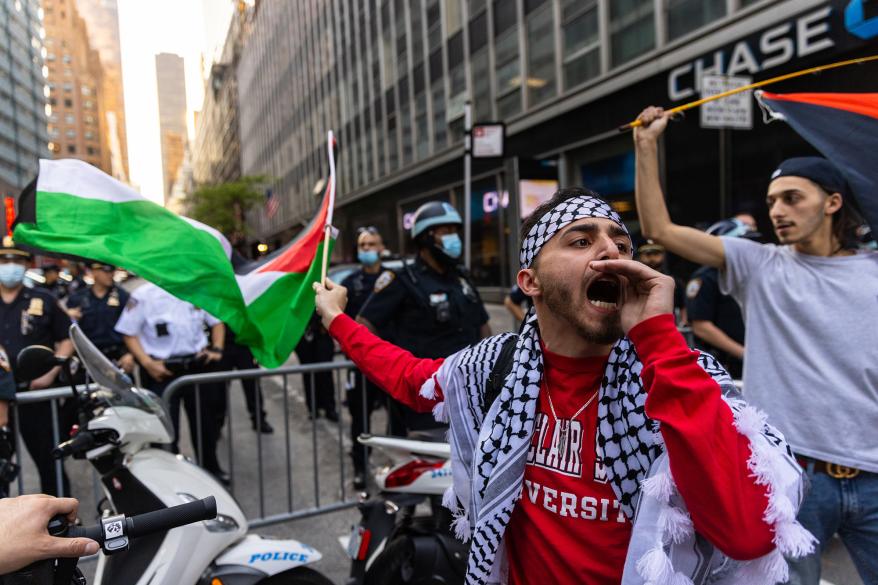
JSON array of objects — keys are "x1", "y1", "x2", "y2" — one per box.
[
  {"x1": 609, "y1": 0, "x2": 655, "y2": 67},
  {"x1": 667, "y1": 0, "x2": 726, "y2": 41},
  {"x1": 471, "y1": 50, "x2": 492, "y2": 121},
  {"x1": 525, "y1": 4, "x2": 556, "y2": 107},
  {"x1": 495, "y1": 27, "x2": 521, "y2": 119},
  {"x1": 432, "y1": 79, "x2": 447, "y2": 149},
  {"x1": 415, "y1": 91, "x2": 429, "y2": 159},
  {"x1": 467, "y1": 177, "x2": 505, "y2": 287},
  {"x1": 387, "y1": 113, "x2": 399, "y2": 170}
]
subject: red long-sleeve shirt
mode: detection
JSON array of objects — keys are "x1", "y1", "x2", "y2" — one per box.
[{"x1": 329, "y1": 313, "x2": 774, "y2": 578}]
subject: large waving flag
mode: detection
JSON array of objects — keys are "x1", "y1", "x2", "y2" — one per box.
[
  {"x1": 13, "y1": 134, "x2": 338, "y2": 368},
  {"x1": 757, "y1": 92, "x2": 878, "y2": 231}
]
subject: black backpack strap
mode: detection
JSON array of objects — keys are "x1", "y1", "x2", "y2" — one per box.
[{"x1": 483, "y1": 334, "x2": 518, "y2": 413}]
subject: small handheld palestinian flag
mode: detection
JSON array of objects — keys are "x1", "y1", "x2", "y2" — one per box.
[
  {"x1": 13, "y1": 133, "x2": 339, "y2": 368},
  {"x1": 757, "y1": 91, "x2": 878, "y2": 232}
]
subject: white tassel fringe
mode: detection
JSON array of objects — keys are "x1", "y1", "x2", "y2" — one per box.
[
  {"x1": 432, "y1": 400, "x2": 448, "y2": 422},
  {"x1": 451, "y1": 512, "x2": 471, "y2": 541},
  {"x1": 734, "y1": 549, "x2": 789, "y2": 585},
  {"x1": 641, "y1": 472, "x2": 675, "y2": 504},
  {"x1": 774, "y1": 520, "x2": 818, "y2": 558},
  {"x1": 660, "y1": 506, "x2": 694, "y2": 545},
  {"x1": 636, "y1": 547, "x2": 674, "y2": 584}
]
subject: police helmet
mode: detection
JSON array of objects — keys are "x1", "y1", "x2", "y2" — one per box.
[
  {"x1": 410, "y1": 201, "x2": 463, "y2": 239},
  {"x1": 706, "y1": 218, "x2": 761, "y2": 240}
]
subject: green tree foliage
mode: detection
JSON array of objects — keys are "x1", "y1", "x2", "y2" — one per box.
[{"x1": 187, "y1": 176, "x2": 267, "y2": 245}]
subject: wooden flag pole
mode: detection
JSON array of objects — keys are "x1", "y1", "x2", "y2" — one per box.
[
  {"x1": 320, "y1": 130, "x2": 336, "y2": 285},
  {"x1": 618, "y1": 54, "x2": 878, "y2": 132}
]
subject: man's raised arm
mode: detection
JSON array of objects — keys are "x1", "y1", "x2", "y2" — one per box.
[
  {"x1": 313, "y1": 279, "x2": 443, "y2": 412},
  {"x1": 634, "y1": 106, "x2": 726, "y2": 269}
]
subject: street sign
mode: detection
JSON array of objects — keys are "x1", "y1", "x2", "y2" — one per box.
[
  {"x1": 700, "y1": 75, "x2": 753, "y2": 130},
  {"x1": 471, "y1": 123, "x2": 505, "y2": 158}
]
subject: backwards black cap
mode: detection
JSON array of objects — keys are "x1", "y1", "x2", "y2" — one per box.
[{"x1": 770, "y1": 157, "x2": 852, "y2": 200}]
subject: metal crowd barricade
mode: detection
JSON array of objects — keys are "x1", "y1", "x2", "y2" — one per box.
[
  {"x1": 8, "y1": 361, "x2": 376, "y2": 532},
  {"x1": 11, "y1": 383, "x2": 98, "y2": 498},
  {"x1": 161, "y1": 360, "x2": 366, "y2": 528}
]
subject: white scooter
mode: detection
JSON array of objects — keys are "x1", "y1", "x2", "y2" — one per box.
[
  {"x1": 16, "y1": 324, "x2": 332, "y2": 585},
  {"x1": 344, "y1": 433, "x2": 466, "y2": 585}
]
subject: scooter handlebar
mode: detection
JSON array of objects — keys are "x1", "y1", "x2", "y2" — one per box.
[{"x1": 67, "y1": 496, "x2": 217, "y2": 543}]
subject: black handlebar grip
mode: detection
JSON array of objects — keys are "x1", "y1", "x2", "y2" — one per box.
[
  {"x1": 65, "y1": 523, "x2": 103, "y2": 543},
  {"x1": 51, "y1": 432, "x2": 95, "y2": 459},
  {"x1": 66, "y1": 497, "x2": 217, "y2": 544},
  {"x1": 126, "y1": 497, "x2": 217, "y2": 539}
]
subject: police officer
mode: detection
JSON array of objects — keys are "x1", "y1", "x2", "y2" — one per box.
[
  {"x1": 635, "y1": 239, "x2": 687, "y2": 323},
  {"x1": 295, "y1": 312, "x2": 339, "y2": 422},
  {"x1": 685, "y1": 216, "x2": 760, "y2": 379},
  {"x1": 356, "y1": 201, "x2": 491, "y2": 435},
  {"x1": 222, "y1": 329, "x2": 272, "y2": 434},
  {"x1": 66, "y1": 263, "x2": 134, "y2": 372},
  {"x1": 35, "y1": 264, "x2": 65, "y2": 298},
  {"x1": 0, "y1": 237, "x2": 74, "y2": 495},
  {"x1": 0, "y1": 346, "x2": 17, "y2": 497},
  {"x1": 340, "y1": 226, "x2": 389, "y2": 488},
  {"x1": 115, "y1": 282, "x2": 230, "y2": 484}
]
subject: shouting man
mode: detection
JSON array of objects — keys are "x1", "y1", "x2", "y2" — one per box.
[{"x1": 315, "y1": 188, "x2": 813, "y2": 584}]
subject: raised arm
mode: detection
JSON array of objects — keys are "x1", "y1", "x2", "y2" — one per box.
[
  {"x1": 633, "y1": 107, "x2": 726, "y2": 269},
  {"x1": 314, "y1": 280, "x2": 443, "y2": 412}
]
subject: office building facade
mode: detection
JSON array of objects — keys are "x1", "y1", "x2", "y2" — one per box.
[
  {"x1": 238, "y1": 0, "x2": 876, "y2": 291},
  {"x1": 155, "y1": 52, "x2": 188, "y2": 205},
  {"x1": 0, "y1": 0, "x2": 49, "y2": 196}
]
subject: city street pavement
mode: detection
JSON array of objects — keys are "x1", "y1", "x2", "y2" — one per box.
[{"x1": 13, "y1": 303, "x2": 862, "y2": 584}]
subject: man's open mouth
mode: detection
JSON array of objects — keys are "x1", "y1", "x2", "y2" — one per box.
[{"x1": 586, "y1": 277, "x2": 620, "y2": 310}]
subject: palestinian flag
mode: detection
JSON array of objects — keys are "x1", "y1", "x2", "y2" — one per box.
[
  {"x1": 13, "y1": 134, "x2": 339, "y2": 368},
  {"x1": 757, "y1": 92, "x2": 878, "y2": 232}
]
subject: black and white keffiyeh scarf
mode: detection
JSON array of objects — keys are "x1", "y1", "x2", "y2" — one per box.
[{"x1": 418, "y1": 194, "x2": 815, "y2": 584}]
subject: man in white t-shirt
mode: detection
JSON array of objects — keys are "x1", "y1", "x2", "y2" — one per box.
[
  {"x1": 115, "y1": 282, "x2": 229, "y2": 484},
  {"x1": 633, "y1": 106, "x2": 878, "y2": 584}
]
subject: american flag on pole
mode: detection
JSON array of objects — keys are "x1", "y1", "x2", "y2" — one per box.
[{"x1": 265, "y1": 188, "x2": 279, "y2": 219}]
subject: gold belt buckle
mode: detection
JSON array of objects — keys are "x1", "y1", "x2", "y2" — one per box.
[{"x1": 826, "y1": 462, "x2": 860, "y2": 479}]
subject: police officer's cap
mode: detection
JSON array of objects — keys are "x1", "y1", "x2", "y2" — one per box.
[
  {"x1": 636, "y1": 239, "x2": 664, "y2": 255},
  {"x1": 770, "y1": 157, "x2": 852, "y2": 200},
  {"x1": 706, "y1": 218, "x2": 761, "y2": 240},
  {"x1": 42, "y1": 263, "x2": 60, "y2": 272},
  {"x1": 0, "y1": 236, "x2": 31, "y2": 261},
  {"x1": 88, "y1": 262, "x2": 115, "y2": 272},
  {"x1": 411, "y1": 201, "x2": 463, "y2": 238}
]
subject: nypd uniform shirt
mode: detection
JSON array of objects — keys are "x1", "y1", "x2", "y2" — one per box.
[
  {"x1": 685, "y1": 266, "x2": 745, "y2": 372},
  {"x1": 114, "y1": 283, "x2": 220, "y2": 359},
  {"x1": 340, "y1": 267, "x2": 382, "y2": 319},
  {"x1": 358, "y1": 257, "x2": 489, "y2": 359},
  {"x1": 0, "y1": 345, "x2": 16, "y2": 400},
  {"x1": 67, "y1": 285, "x2": 130, "y2": 351},
  {"x1": 0, "y1": 287, "x2": 71, "y2": 376}
]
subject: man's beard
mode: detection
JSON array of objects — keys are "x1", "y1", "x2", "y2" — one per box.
[{"x1": 541, "y1": 278, "x2": 623, "y2": 345}]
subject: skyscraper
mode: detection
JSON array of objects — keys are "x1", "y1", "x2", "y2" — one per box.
[
  {"x1": 155, "y1": 52, "x2": 187, "y2": 205},
  {"x1": 74, "y1": 0, "x2": 128, "y2": 182},
  {"x1": 42, "y1": 0, "x2": 107, "y2": 172},
  {"x1": 0, "y1": 0, "x2": 50, "y2": 197}
]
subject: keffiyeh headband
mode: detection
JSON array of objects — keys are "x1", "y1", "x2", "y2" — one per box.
[{"x1": 519, "y1": 193, "x2": 629, "y2": 268}]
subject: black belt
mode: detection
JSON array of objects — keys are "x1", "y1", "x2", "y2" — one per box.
[
  {"x1": 795, "y1": 454, "x2": 865, "y2": 479},
  {"x1": 155, "y1": 354, "x2": 202, "y2": 376}
]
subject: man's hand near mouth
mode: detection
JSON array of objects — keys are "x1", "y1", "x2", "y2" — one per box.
[{"x1": 589, "y1": 259, "x2": 675, "y2": 333}]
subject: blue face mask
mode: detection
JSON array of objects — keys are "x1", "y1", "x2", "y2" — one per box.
[
  {"x1": 439, "y1": 234, "x2": 462, "y2": 259},
  {"x1": 358, "y1": 250, "x2": 379, "y2": 266},
  {"x1": 0, "y1": 263, "x2": 25, "y2": 288}
]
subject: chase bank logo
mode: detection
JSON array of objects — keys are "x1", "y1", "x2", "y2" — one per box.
[{"x1": 846, "y1": 0, "x2": 878, "y2": 39}]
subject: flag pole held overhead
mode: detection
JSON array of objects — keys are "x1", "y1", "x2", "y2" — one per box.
[
  {"x1": 320, "y1": 130, "x2": 336, "y2": 285},
  {"x1": 617, "y1": 54, "x2": 878, "y2": 132}
]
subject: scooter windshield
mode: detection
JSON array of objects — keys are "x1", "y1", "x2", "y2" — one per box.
[{"x1": 69, "y1": 323, "x2": 174, "y2": 439}]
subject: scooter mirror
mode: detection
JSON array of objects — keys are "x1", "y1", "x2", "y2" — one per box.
[{"x1": 16, "y1": 345, "x2": 64, "y2": 381}]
